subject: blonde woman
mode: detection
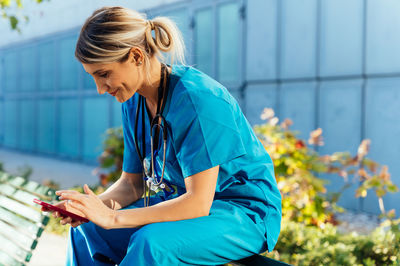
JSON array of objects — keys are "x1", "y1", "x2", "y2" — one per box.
[{"x1": 54, "y1": 6, "x2": 281, "y2": 266}]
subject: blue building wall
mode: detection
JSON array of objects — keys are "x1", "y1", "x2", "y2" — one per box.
[{"x1": 1, "y1": 0, "x2": 400, "y2": 214}]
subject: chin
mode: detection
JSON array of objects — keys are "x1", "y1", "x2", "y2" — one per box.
[{"x1": 116, "y1": 96, "x2": 125, "y2": 103}]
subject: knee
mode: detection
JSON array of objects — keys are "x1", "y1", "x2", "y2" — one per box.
[
  {"x1": 128, "y1": 224, "x2": 164, "y2": 252},
  {"x1": 71, "y1": 221, "x2": 92, "y2": 233},
  {"x1": 125, "y1": 224, "x2": 179, "y2": 265},
  {"x1": 69, "y1": 221, "x2": 98, "y2": 242}
]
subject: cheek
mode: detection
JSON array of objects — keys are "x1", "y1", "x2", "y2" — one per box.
[{"x1": 105, "y1": 77, "x2": 117, "y2": 87}]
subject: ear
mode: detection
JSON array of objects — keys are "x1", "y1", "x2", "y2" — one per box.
[{"x1": 129, "y1": 47, "x2": 144, "y2": 65}]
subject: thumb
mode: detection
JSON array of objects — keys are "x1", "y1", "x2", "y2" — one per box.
[{"x1": 83, "y1": 184, "x2": 95, "y2": 196}]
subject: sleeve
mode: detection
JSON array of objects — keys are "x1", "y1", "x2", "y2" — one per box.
[
  {"x1": 170, "y1": 90, "x2": 246, "y2": 178},
  {"x1": 121, "y1": 103, "x2": 143, "y2": 174}
]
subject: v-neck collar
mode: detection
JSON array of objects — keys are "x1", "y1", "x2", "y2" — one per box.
[{"x1": 143, "y1": 65, "x2": 176, "y2": 123}]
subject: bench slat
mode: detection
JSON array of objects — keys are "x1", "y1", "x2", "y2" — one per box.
[
  {"x1": 0, "y1": 172, "x2": 55, "y2": 265},
  {"x1": 0, "y1": 194, "x2": 43, "y2": 223},
  {"x1": 234, "y1": 254, "x2": 292, "y2": 266},
  {"x1": 0, "y1": 207, "x2": 44, "y2": 238},
  {"x1": 0, "y1": 173, "x2": 56, "y2": 201},
  {"x1": 0, "y1": 249, "x2": 24, "y2": 266},
  {"x1": 0, "y1": 233, "x2": 32, "y2": 263},
  {"x1": 0, "y1": 183, "x2": 39, "y2": 207},
  {"x1": 0, "y1": 219, "x2": 37, "y2": 251}
]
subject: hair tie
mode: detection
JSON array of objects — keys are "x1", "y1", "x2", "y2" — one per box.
[{"x1": 147, "y1": 20, "x2": 155, "y2": 30}]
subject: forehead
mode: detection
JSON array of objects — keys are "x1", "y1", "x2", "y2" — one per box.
[{"x1": 82, "y1": 62, "x2": 118, "y2": 74}]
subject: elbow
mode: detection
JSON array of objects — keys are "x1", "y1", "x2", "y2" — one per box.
[
  {"x1": 197, "y1": 202, "x2": 212, "y2": 217},
  {"x1": 186, "y1": 192, "x2": 213, "y2": 218},
  {"x1": 198, "y1": 209, "x2": 209, "y2": 217}
]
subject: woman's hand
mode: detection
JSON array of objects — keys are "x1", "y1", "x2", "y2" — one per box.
[
  {"x1": 56, "y1": 184, "x2": 117, "y2": 229},
  {"x1": 42, "y1": 201, "x2": 87, "y2": 228}
]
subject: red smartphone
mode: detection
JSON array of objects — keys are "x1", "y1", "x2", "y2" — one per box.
[{"x1": 33, "y1": 198, "x2": 89, "y2": 223}]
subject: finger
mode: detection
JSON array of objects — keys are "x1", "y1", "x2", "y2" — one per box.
[
  {"x1": 59, "y1": 192, "x2": 85, "y2": 202},
  {"x1": 71, "y1": 220, "x2": 82, "y2": 228},
  {"x1": 83, "y1": 184, "x2": 95, "y2": 196},
  {"x1": 61, "y1": 216, "x2": 72, "y2": 225},
  {"x1": 68, "y1": 201, "x2": 86, "y2": 214},
  {"x1": 56, "y1": 190, "x2": 80, "y2": 196},
  {"x1": 53, "y1": 211, "x2": 59, "y2": 218}
]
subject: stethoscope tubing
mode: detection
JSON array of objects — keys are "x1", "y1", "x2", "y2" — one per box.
[{"x1": 133, "y1": 64, "x2": 172, "y2": 206}]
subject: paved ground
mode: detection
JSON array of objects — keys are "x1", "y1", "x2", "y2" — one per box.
[
  {"x1": 30, "y1": 232, "x2": 68, "y2": 266},
  {"x1": 0, "y1": 148, "x2": 98, "y2": 265},
  {"x1": 0, "y1": 149, "x2": 98, "y2": 189}
]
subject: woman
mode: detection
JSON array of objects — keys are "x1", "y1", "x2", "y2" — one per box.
[{"x1": 54, "y1": 6, "x2": 282, "y2": 266}]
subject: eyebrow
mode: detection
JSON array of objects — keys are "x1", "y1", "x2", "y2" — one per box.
[{"x1": 92, "y1": 69, "x2": 106, "y2": 75}]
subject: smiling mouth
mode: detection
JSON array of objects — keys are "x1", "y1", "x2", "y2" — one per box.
[{"x1": 109, "y1": 89, "x2": 119, "y2": 96}]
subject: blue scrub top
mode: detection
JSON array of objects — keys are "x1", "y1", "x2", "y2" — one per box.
[{"x1": 121, "y1": 65, "x2": 282, "y2": 252}]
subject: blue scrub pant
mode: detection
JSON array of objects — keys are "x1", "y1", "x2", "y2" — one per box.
[{"x1": 65, "y1": 194, "x2": 267, "y2": 266}]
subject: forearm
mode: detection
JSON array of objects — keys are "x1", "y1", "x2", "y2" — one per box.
[
  {"x1": 111, "y1": 192, "x2": 210, "y2": 228},
  {"x1": 99, "y1": 173, "x2": 144, "y2": 210}
]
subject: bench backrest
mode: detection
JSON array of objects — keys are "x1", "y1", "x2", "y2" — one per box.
[{"x1": 0, "y1": 172, "x2": 56, "y2": 266}]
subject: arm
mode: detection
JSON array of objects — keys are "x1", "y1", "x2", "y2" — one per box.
[
  {"x1": 58, "y1": 165, "x2": 219, "y2": 229},
  {"x1": 111, "y1": 165, "x2": 219, "y2": 228},
  {"x1": 99, "y1": 171, "x2": 144, "y2": 210}
]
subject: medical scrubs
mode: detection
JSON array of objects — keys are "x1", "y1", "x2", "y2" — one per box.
[{"x1": 66, "y1": 65, "x2": 282, "y2": 266}]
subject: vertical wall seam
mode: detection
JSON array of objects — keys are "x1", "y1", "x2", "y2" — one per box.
[
  {"x1": 315, "y1": 0, "x2": 322, "y2": 154},
  {"x1": 359, "y1": 0, "x2": 368, "y2": 212},
  {"x1": 276, "y1": 0, "x2": 282, "y2": 118}
]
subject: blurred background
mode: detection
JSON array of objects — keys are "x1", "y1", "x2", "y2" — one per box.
[{"x1": 0, "y1": 0, "x2": 399, "y2": 215}]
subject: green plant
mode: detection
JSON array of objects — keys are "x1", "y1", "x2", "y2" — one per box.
[
  {"x1": 94, "y1": 127, "x2": 124, "y2": 186},
  {"x1": 1, "y1": 0, "x2": 47, "y2": 31},
  {"x1": 267, "y1": 220, "x2": 400, "y2": 265},
  {"x1": 254, "y1": 108, "x2": 398, "y2": 227}
]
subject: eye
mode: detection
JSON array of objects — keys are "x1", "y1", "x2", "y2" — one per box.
[{"x1": 99, "y1": 72, "x2": 109, "y2": 78}]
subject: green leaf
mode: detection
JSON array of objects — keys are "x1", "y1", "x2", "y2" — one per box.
[
  {"x1": 387, "y1": 184, "x2": 399, "y2": 193},
  {"x1": 9, "y1": 15, "x2": 18, "y2": 29},
  {"x1": 375, "y1": 187, "x2": 386, "y2": 198},
  {"x1": 2, "y1": 0, "x2": 11, "y2": 8}
]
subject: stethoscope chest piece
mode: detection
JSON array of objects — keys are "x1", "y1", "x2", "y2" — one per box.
[{"x1": 143, "y1": 156, "x2": 166, "y2": 192}]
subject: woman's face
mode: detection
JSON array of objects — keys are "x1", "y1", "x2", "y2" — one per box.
[{"x1": 82, "y1": 58, "x2": 143, "y2": 103}]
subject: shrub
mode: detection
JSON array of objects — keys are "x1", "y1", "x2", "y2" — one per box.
[
  {"x1": 254, "y1": 108, "x2": 398, "y2": 227},
  {"x1": 267, "y1": 220, "x2": 400, "y2": 265},
  {"x1": 95, "y1": 127, "x2": 124, "y2": 186}
]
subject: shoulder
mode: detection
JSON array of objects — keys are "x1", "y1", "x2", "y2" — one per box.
[{"x1": 170, "y1": 65, "x2": 239, "y2": 113}]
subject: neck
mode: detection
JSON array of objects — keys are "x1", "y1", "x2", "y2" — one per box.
[{"x1": 137, "y1": 59, "x2": 162, "y2": 107}]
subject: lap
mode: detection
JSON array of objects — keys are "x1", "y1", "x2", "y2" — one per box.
[
  {"x1": 75, "y1": 197, "x2": 267, "y2": 265},
  {"x1": 122, "y1": 200, "x2": 267, "y2": 265},
  {"x1": 76, "y1": 195, "x2": 164, "y2": 259}
]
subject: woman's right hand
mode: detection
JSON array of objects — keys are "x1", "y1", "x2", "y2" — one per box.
[{"x1": 42, "y1": 200, "x2": 88, "y2": 228}]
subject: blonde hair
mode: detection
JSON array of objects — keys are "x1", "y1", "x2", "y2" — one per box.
[{"x1": 75, "y1": 6, "x2": 185, "y2": 78}]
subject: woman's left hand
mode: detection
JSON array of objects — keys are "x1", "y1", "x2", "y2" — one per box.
[{"x1": 56, "y1": 184, "x2": 116, "y2": 229}]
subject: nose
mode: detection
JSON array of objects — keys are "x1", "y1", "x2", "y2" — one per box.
[{"x1": 96, "y1": 84, "x2": 109, "y2": 95}]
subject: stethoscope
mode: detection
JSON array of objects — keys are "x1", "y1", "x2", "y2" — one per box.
[{"x1": 133, "y1": 63, "x2": 175, "y2": 207}]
